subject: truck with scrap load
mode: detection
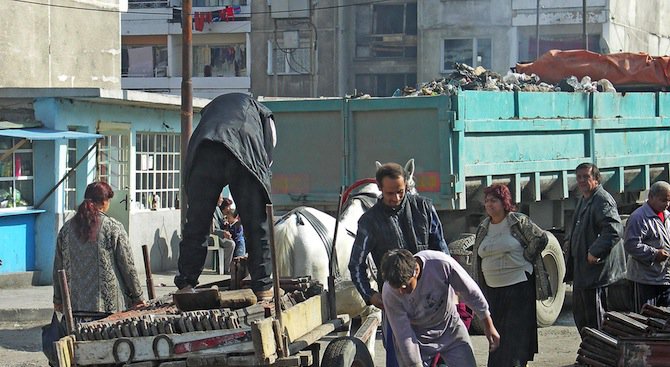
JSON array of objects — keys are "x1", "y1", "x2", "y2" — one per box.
[{"x1": 260, "y1": 90, "x2": 670, "y2": 328}]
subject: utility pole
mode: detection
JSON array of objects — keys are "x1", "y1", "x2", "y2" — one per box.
[
  {"x1": 582, "y1": 0, "x2": 588, "y2": 50},
  {"x1": 535, "y1": 0, "x2": 540, "y2": 59},
  {"x1": 181, "y1": 0, "x2": 193, "y2": 227}
]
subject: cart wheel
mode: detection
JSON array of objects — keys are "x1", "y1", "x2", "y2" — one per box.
[{"x1": 321, "y1": 336, "x2": 373, "y2": 367}]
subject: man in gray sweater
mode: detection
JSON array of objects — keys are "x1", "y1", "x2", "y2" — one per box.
[
  {"x1": 624, "y1": 181, "x2": 670, "y2": 311},
  {"x1": 380, "y1": 249, "x2": 500, "y2": 367}
]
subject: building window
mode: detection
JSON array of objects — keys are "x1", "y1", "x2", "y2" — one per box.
[
  {"x1": 193, "y1": 44, "x2": 247, "y2": 77},
  {"x1": 0, "y1": 137, "x2": 34, "y2": 209},
  {"x1": 135, "y1": 133, "x2": 180, "y2": 210},
  {"x1": 267, "y1": 41, "x2": 311, "y2": 75},
  {"x1": 64, "y1": 136, "x2": 77, "y2": 211},
  {"x1": 98, "y1": 134, "x2": 130, "y2": 193},
  {"x1": 122, "y1": 45, "x2": 168, "y2": 77},
  {"x1": 443, "y1": 38, "x2": 491, "y2": 71},
  {"x1": 373, "y1": 3, "x2": 417, "y2": 35}
]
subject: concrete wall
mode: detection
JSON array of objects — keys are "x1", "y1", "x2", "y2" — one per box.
[
  {"x1": 418, "y1": 0, "x2": 514, "y2": 78},
  {"x1": 1, "y1": 1, "x2": 122, "y2": 89},
  {"x1": 250, "y1": 0, "x2": 339, "y2": 97},
  {"x1": 604, "y1": 0, "x2": 670, "y2": 54}
]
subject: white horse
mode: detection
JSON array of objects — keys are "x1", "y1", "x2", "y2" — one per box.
[{"x1": 273, "y1": 159, "x2": 416, "y2": 355}]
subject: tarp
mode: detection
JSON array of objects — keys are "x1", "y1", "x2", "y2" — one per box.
[
  {"x1": 0, "y1": 128, "x2": 102, "y2": 140},
  {"x1": 516, "y1": 50, "x2": 670, "y2": 86}
]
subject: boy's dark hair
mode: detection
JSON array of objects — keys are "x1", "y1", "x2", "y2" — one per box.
[
  {"x1": 380, "y1": 249, "x2": 416, "y2": 288},
  {"x1": 375, "y1": 162, "x2": 405, "y2": 186}
]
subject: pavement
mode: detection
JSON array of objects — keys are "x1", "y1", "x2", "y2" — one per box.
[{"x1": 0, "y1": 270, "x2": 227, "y2": 324}]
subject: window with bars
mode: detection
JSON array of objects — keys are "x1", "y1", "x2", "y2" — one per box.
[
  {"x1": 97, "y1": 134, "x2": 130, "y2": 193},
  {"x1": 267, "y1": 40, "x2": 312, "y2": 75},
  {"x1": 443, "y1": 38, "x2": 491, "y2": 71},
  {"x1": 0, "y1": 137, "x2": 34, "y2": 209},
  {"x1": 135, "y1": 133, "x2": 180, "y2": 210},
  {"x1": 64, "y1": 136, "x2": 77, "y2": 211}
]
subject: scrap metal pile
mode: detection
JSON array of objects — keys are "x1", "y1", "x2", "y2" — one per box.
[
  {"x1": 74, "y1": 278, "x2": 321, "y2": 342},
  {"x1": 398, "y1": 63, "x2": 617, "y2": 97},
  {"x1": 577, "y1": 304, "x2": 670, "y2": 367}
]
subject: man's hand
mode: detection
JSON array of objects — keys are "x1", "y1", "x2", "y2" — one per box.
[
  {"x1": 369, "y1": 292, "x2": 384, "y2": 310},
  {"x1": 482, "y1": 314, "x2": 501, "y2": 352},
  {"x1": 54, "y1": 303, "x2": 63, "y2": 313},
  {"x1": 655, "y1": 249, "x2": 670, "y2": 262},
  {"x1": 587, "y1": 253, "x2": 602, "y2": 265}
]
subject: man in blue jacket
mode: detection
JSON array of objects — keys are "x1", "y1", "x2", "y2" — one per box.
[{"x1": 624, "y1": 181, "x2": 670, "y2": 311}]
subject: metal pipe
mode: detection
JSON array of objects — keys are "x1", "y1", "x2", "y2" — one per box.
[
  {"x1": 265, "y1": 205, "x2": 283, "y2": 333},
  {"x1": 327, "y1": 186, "x2": 345, "y2": 320},
  {"x1": 142, "y1": 245, "x2": 156, "y2": 300},
  {"x1": 35, "y1": 140, "x2": 99, "y2": 209},
  {"x1": 180, "y1": 0, "x2": 193, "y2": 227},
  {"x1": 58, "y1": 269, "x2": 75, "y2": 335},
  {"x1": 535, "y1": 0, "x2": 540, "y2": 60},
  {"x1": 583, "y1": 0, "x2": 588, "y2": 50}
]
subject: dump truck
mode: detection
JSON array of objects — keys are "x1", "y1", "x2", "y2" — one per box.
[{"x1": 261, "y1": 90, "x2": 670, "y2": 328}]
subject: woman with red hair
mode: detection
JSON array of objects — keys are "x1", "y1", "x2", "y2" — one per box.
[
  {"x1": 472, "y1": 184, "x2": 551, "y2": 367},
  {"x1": 53, "y1": 181, "x2": 145, "y2": 320}
]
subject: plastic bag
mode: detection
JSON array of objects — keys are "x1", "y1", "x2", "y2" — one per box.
[{"x1": 41, "y1": 312, "x2": 66, "y2": 367}]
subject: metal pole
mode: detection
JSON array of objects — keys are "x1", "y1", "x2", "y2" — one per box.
[
  {"x1": 535, "y1": 0, "x2": 540, "y2": 60},
  {"x1": 180, "y1": 0, "x2": 193, "y2": 227},
  {"x1": 327, "y1": 186, "x2": 345, "y2": 320},
  {"x1": 583, "y1": 0, "x2": 588, "y2": 50},
  {"x1": 142, "y1": 245, "x2": 156, "y2": 300},
  {"x1": 58, "y1": 270, "x2": 75, "y2": 335},
  {"x1": 266, "y1": 205, "x2": 282, "y2": 324}
]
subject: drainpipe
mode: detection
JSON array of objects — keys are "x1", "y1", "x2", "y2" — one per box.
[
  {"x1": 181, "y1": 0, "x2": 193, "y2": 227},
  {"x1": 582, "y1": 0, "x2": 588, "y2": 50}
]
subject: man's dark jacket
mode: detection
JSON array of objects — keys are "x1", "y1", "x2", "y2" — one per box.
[
  {"x1": 565, "y1": 185, "x2": 627, "y2": 289},
  {"x1": 349, "y1": 194, "x2": 450, "y2": 303},
  {"x1": 184, "y1": 93, "x2": 275, "y2": 201}
]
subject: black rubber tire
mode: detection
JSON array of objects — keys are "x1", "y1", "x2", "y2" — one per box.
[
  {"x1": 536, "y1": 232, "x2": 567, "y2": 327},
  {"x1": 321, "y1": 336, "x2": 374, "y2": 367}
]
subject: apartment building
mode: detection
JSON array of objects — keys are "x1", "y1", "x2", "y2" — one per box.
[{"x1": 121, "y1": 0, "x2": 251, "y2": 98}]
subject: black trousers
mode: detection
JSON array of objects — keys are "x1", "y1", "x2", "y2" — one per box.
[
  {"x1": 175, "y1": 141, "x2": 273, "y2": 292},
  {"x1": 572, "y1": 287, "x2": 607, "y2": 336}
]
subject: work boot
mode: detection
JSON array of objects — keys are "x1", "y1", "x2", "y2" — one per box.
[
  {"x1": 176, "y1": 285, "x2": 195, "y2": 294},
  {"x1": 254, "y1": 287, "x2": 284, "y2": 302}
]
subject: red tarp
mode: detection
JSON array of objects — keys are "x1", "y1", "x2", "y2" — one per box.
[{"x1": 516, "y1": 49, "x2": 670, "y2": 86}]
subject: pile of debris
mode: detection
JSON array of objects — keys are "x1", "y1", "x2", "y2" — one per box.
[
  {"x1": 576, "y1": 305, "x2": 670, "y2": 367},
  {"x1": 398, "y1": 63, "x2": 617, "y2": 97}
]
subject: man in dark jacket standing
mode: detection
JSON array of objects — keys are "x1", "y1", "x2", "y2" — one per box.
[
  {"x1": 565, "y1": 162, "x2": 626, "y2": 335},
  {"x1": 349, "y1": 162, "x2": 450, "y2": 367},
  {"x1": 175, "y1": 93, "x2": 276, "y2": 300}
]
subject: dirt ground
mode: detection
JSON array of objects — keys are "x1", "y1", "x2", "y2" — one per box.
[{"x1": 0, "y1": 298, "x2": 581, "y2": 367}]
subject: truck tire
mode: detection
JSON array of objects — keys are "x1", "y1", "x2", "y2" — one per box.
[
  {"x1": 321, "y1": 336, "x2": 374, "y2": 367},
  {"x1": 536, "y1": 232, "x2": 566, "y2": 327}
]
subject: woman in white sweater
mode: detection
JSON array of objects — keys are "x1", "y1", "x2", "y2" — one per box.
[{"x1": 472, "y1": 184, "x2": 550, "y2": 367}]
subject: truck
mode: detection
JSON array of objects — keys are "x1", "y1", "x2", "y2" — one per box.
[{"x1": 260, "y1": 90, "x2": 670, "y2": 328}]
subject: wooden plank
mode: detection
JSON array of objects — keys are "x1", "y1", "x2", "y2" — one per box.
[
  {"x1": 280, "y1": 294, "x2": 327, "y2": 343},
  {"x1": 74, "y1": 328, "x2": 254, "y2": 365},
  {"x1": 287, "y1": 316, "x2": 346, "y2": 355},
  {"x1": 251, "y1": 316, "x2": 278, "y2": 363}
]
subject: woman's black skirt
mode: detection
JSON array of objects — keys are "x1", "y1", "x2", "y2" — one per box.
[{"x1": 482, "y1": 274, "x2": 538, "y2": 367}]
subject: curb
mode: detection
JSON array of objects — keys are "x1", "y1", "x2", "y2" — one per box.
[{"x1": 0, "y1": 308, "x2": 53, "y2": 323}]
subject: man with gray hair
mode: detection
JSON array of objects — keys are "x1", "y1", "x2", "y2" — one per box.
[{"x1": 624, "y1": 181, "x2": 670, "y2": 311}]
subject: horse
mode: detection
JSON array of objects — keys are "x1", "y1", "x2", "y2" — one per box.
[{"x1": 273, "y1": 159, "x2": 416, "y2": 355}]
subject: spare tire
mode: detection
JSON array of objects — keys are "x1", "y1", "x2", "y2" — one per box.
[
  {"x1": 536, "y1": 232, "x2": 567, "y2": 327},
  {"x1": 321, "y1": 336, "x2": 374, "y2": 367}
]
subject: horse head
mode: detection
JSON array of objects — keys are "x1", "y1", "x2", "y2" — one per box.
[{"x1": 375, "y1": 158, "x2": 416, "y2": 194}]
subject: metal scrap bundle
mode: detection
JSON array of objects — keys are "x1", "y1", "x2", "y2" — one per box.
[
  {"x1": 75, "y1": 287, "x2": 313, "y2": 342},
  {"x1": 576, "y1": 306, "x2": 670, "y2": 367}
]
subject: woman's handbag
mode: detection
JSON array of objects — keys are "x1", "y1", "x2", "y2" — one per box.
[{"x1": 41, "y1": 312, "x2": 66, "y2": 366}]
